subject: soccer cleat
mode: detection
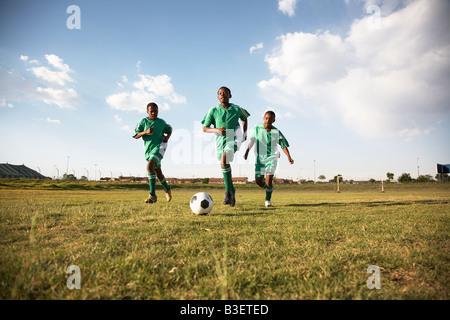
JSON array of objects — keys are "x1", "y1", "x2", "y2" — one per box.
[
  {"x1": 145, "y1": 195, "x2": 157, "y2": 204},
  {"x1": 223, "y1": 192, "x2": 230, "y2": 205},
  {"x1": 265, "y1": 200, "x2": 272, "y2": 207},
  {"x1": 165, "y1": 189, "x2": 172, "y2": 202},
  {"x1": 229, "y1": 191, "x2": 236, "y2": 207}
]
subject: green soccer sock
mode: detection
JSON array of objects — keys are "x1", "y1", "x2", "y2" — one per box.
[
  {"x1": 148, "y1": 173, "x2": 156, "y2": 196},
  {"x1": 222, "y1": 165, "x2": 234, "y2": 193},
  {"x1": 265, "y1": 187, "x2": 273, "y2": 201},
  {"x1": 158, "y1": 176, "x2": 170, "y2": 192}
]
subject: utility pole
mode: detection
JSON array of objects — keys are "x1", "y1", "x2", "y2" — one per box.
[
  {"x1": 314, "y1": 160, "x2": 316, "y2": 184},
  {"x1": 54, "y1": 165, "x2": 59, "y2": 180},
  {"x1": 417, "y1": 157, "x2": 420, "y2": 178}
]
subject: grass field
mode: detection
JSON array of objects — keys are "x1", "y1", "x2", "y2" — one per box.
[{"x1": 0, "y1": 180, "x2": 449, "y2": 300}]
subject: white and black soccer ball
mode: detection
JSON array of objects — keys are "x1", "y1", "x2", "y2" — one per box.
[{"x1": 190, "y1": 192, "x2": 214, "y2": 215}]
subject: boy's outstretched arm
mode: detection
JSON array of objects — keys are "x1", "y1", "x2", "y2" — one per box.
[
  {"x1": 282, "y1": 147, "x2": 294, "y2": 164},
  {"x1": 162, "y1": 132, "x2": 172, "y2": 143},
  {"x1": 244, "y1": 139, "x2": 255, "y2": 160},
  {"x1": 241, "y1": 120, "x2": 248, "y2": 142},
  {"x1": 134, "y1": 127, "x2": 154, "y2": 139},
  {"x1": 203, "y1": 126, "x2": 226, "y2": 135}
]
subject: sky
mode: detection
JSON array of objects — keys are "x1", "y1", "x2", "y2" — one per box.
[{"x1": 0, "y1": 0, "x2": 449, "y2": 181}]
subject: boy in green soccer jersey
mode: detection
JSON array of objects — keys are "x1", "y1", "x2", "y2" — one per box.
[
  {"x1": 133, "y1": 102, "x2": 173, "y2": 204},
  {"x1": 244, "y1": 111, "x2": 294, "y2": 207},
  {"x1": 202, "y1": 87, "x2": 250, "y2": 207}
]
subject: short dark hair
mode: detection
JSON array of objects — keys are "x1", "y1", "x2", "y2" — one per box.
[
  {"x1": 218, "y1": 86, "x2": 231, "y2": 95},
  {"x1": 147, "y1": 102, "x2": 158, "y2": 110},
  {"x1": 265, "y1": 110, "x2": 276, "y2": 118}
]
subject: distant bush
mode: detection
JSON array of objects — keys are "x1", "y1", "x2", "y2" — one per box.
[
  {"x1": 398, "y1": 173, "x2": 412, "y2": 183},
  {"x1": 416, "y1": 175, "x2": 434, "y2": 183}
]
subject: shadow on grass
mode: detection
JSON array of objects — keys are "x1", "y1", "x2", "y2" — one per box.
[
  {"x1": 286, "y1": 199, "x2": 449, "y2": 208},
  {"x1": 222, "y1": 206, "x2": 277, "y2": 217}
]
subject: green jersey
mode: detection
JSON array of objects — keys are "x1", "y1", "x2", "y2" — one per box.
[
  {"x1": 249, "y1": 124, "x2": 289, "y2": 161},
  {"x1": 133, "y1": 117, "x2": 172, "y2": 162},
  {"x1": 202, "y1": 103, "x2": 250, "y2": 160},
  {"x1": 202, "y1": 103, "x2": 250, "y2": 130}
]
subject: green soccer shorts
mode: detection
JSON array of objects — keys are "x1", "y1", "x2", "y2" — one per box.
[
  {"x1": 146, "y1": 153, "x2": 163, "y2": 169},
  {"x1": 145, "y1": 142, "x2": 168, "y2": 169},
  {"x1": 255, "y1": 157, "x2": 278, "y2": 178},
  {"x1": 216, "y1": 140, "x2": 239, "y2": 163}
]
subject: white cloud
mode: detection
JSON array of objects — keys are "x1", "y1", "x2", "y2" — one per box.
[
  {"x1": 25, "y1": 54, "x2": 82, "y2": 109},
  {"x1": 114, "y1": 114, "x2": 122, "y2": 122},
  {"x1": 46, "y1": 117, "x2": 61, "y2": 124},
  {"x1": 29, "y1": 54, "x2": 74, "y2": 86},
  {"x1": 259, "y1": 0, "x2": 450, "y2": 139},
  {"x1": 30, "y1": 66, "x2": 74, "y2": 86},
  {"x1": 106, "y1": 74, "x2": 186, "y2": 113},
  {"x1": 45, "y1": 54, "x2": 71, "y2": 73},
  {"x1": 1, "y1": 62, "x2": 81, "y2": 110},
  {"x1": 0, "y1": 99, "x2": 14, "y2": 108},
  {"x1": 5, "y1": 54, "x2": 84, "y2": 109},
  {"x1": 278, "y1": 0, "x2": 298, "y2": 17},
  {"x1": 20, "y1": 55, "x2": 38, "y2": 64},
  {"x1": 36, "y1": 87, "x2": 81, "y2": 109},
  {"x1": 250, "y1": 42, "x2": 264, "y2": 54}
]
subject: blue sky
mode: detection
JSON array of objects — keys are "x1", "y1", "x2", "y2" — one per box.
[{"x1": 1, "y1": 0, "x2": 449, "y2": 181}]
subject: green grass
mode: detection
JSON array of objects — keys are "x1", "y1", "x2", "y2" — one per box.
[{"x1": 0, "y1": 180, "x2": 449, "y2": 300}]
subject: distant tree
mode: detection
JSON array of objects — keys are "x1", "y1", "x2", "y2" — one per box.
[
  {"x1": 398, "y1": 173, "x2": 412, "y2": 183},
  {"x1": 80, "y1": 176, "x2": 88, "y2": 181},
  {"x1": 369, "y1": 178, "x2": 376, "y2": 183},
  {"x1": 62, "y1": 173, "x2": 77, "y2": 181},
  {"x1": 417, "y1": 175, "x2": 434, "y2": 182},
  {"x1": 202, "y1": 178, "x2": 210, "y2": 184},
  {"x1": 331, "y1": 175, "x2": 343, "y2": 183},
  {"x1": 318, "y1": 175, "x2": 326, "y2": 181},
  {"x1": 386, "y1": 172, "x2": 394, "y2": 182}
]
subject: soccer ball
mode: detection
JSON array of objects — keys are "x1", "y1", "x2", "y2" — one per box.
[{"x1": 190, "y1": 192, "x2": 214, "y2": 215}]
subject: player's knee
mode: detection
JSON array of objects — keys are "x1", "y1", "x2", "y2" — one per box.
[
  {"x1": 255, "y1": 178, "x2": 265, "y2": 187},
  {"x1": 147, "y1": 161, "x2": 157, "y2": 173}
]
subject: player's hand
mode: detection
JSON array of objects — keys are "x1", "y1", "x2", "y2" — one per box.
[
  {"x1": 146, "y1": 127, "x2": 154, "y2": 135},
  {"x1": 288, "y1": 157, "x2": 294, "y2": 165},
  {"x1": 162, "y1": 136, "x2": 169, "y2": 143},
  {"x1": 218, "y1": 127, "x2": 226, "y2": 136}
]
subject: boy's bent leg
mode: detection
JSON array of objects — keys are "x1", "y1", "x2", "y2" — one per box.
[
  {"x1": 221, "y1": 164, "x2": 231, "y2": 205},
  {"x1": 255, "y1": 177, "x2": 267, "y2": 189},
  {"x1": 265, "y1": 174, "x2": 274, "y2": 203},
  {"x1": 155, "y1": 168, "x2": 171, "y2": 202},
  {"x1": 221, "y1": 153, "x2": 233, "y2": 205},
  {"x1": 146, "y1": 160, "x2": 157, "y2": 203}
]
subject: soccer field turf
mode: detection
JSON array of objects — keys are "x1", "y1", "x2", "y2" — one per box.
[{"x1": 0, "y1": 182, "x2": 449, "y2": 300}]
